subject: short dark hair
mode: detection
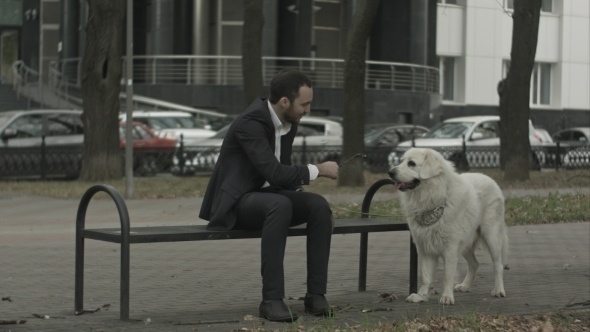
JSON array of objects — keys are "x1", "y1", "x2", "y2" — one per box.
[{"x1": 268, "y1": 69, "x2": 312, "y2": 104}]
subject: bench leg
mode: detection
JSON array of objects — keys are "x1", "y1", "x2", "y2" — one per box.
[
  {"x1": 75, "y1": 235, "x2": 84, "y2": 314},
  {"x1": 358, "y1": 232, "x2": 368, "y2": 291},
  {"x1": 121, "y1": 241, "x2": 130, "y2": 320},
  {"x1": 409, "y1": 235, "x2": 418, "y2": 294}
]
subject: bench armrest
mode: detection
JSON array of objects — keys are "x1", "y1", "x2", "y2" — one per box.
[{"x1": 361, "y1": 178, "x2": 395, "y2": 218}]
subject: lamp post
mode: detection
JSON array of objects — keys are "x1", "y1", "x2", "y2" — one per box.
[{"x1": 124, "y1": 0, "x2": 134, "y2": 199}]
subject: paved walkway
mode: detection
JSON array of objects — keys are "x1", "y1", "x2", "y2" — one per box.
[{"x1": 0, "y1": 187, "x2": 588, "y2": 331}]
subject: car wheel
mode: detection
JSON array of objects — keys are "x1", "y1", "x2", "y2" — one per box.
[{"x1": 137, "y1": 155, "x2": 158, "y2": 177}]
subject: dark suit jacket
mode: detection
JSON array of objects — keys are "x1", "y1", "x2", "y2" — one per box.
[{"x1": 199, "y1": 98, "x2": 310, "y2": 230}]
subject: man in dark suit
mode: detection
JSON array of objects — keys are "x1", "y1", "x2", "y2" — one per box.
[{"x1": 199, "y1": 69, "x2": 339, "y2": 322}]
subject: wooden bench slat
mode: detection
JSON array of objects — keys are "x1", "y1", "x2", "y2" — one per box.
[{"x1": 81, "y1": 218, "x2": 409, "y2": 244}]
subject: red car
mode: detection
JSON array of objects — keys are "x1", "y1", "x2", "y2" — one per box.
[{"x1": 119, "y1": 122, "x2": 177, "y2": 176}]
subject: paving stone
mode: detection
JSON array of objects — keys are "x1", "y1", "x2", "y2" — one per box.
[{"x1": 0, "y1": 190, "x2": 588, "y2": 331}]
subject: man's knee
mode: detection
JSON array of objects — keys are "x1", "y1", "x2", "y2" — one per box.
[{"x1": 308, "y1": 194, "x2": 331, "y2": 215}]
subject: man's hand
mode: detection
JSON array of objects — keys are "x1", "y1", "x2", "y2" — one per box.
[{"x1": 315, "y1": 161, "x2": 339, "y2": 180}]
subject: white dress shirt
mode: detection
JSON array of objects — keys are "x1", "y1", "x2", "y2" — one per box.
[{"x1": 261, "y1": 100, "x2": 319, "y2": 188}]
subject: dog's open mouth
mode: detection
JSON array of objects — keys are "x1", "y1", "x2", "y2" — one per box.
[{"x1": 393, "y1": 179, "x2": 420, "y2": 191}]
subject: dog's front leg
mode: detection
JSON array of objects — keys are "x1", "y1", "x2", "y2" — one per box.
[
  {"x1": 440, "y1": 249, "x2": 459, "y2": 305},
  {"x1": 406, "y1": 252, "x2": 437, "y2": 303}
]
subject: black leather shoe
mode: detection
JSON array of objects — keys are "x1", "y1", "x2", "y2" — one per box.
[
  {"x1": 304, "y1": 293, "x2": 331, "y2": 316},
  {"x1": 259, "y1": 299, "x2": 298, "y2": 322}
]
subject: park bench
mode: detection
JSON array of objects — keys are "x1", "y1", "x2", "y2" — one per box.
[{"x1": 74, "y1": 179, "x2": 418, "y2": 320}]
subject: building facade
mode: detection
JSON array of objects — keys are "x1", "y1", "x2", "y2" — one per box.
[
  {"x1": 436, "y1": 0, "x2": 590, "y2": 133},
  {"x1": 2, "y1": 0, "x2": 588, "y2": 131}
]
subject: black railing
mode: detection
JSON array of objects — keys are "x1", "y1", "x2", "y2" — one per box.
[
  {"x1": 388, "y1": 145, "x2": 590, "y2": 170},
  {"x1": 0, "y1": 144, "x2": 175, "y2": 179},
  {"x1": 2, "y1": 143, "x2": 588, "y2": 179}
]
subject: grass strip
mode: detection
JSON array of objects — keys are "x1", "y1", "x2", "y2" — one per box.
[{"x1": 331, "y1": 193, "x2": 590, "y2": 225}]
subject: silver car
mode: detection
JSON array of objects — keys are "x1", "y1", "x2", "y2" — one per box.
[
  {"x1": 172, "y1": 116, "x2": 343, "y2": 175},
  {"x1": 389, "y1": 115, "x2": 544, "y2": 169},
  {"x1": 552, "y1": 127, "x2": 590, "y2": 168},
  {"x1": 0, "y1": 110, "x2": 83, "y2": 147},
  {"x1": 0, "y1": 110, "x2": 84, "y2": 178}
]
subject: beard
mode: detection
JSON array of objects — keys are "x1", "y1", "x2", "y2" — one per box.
[{"x1": 283, "y1": 104, "x2": 301, "y2": 124}]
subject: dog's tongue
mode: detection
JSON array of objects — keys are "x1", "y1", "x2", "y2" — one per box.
[{"x1": 394, "y1": 182, "x2": 404, "y2": 190}]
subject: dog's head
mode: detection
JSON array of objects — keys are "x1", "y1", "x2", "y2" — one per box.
[{"x1": 388, "y1": 148, "x2": 451, "y2": 191}]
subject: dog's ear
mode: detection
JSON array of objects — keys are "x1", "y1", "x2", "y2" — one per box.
[{"x1": 419, "y1": 150, "x2": 443, "y2": 179}]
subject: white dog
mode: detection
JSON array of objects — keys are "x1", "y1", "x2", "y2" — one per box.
[{"x1": 388, "y1": 148, "x2": 508, "y2": 305}]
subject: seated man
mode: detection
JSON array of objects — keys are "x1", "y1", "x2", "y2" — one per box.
[{"x1": 199, "y1": 69, "x2": 339, "y2": 322}]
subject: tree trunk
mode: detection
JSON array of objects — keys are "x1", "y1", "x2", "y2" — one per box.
[
  {"x1": 242, "y1": 0, "x2": 265, "y2": 107},
  {"x1": 338, "y1": 0, "x2": 380, "y2": 187},
  {"x1": 498, "y1": 0, "x2": 541, "y2": 181},
  {"x1": 79, "y1": 0, "x2": 125, "y2": 181}
]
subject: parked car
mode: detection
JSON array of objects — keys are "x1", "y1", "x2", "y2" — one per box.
[
  {"x1": 119, "y1": 122, "x2": 177, "y2": 176},
  {"x1": 388, "y1": 116, "x2": 544, "y2": 169},
  {"x1": 363, "y1": 124, "x2": 429, "y2": 172},
  {"x1": 0, "y1": 109, "x2": 84, "y2": 178},
  {"x1": 552, "y1": 127, "x2": 590, "y2": 147},
  {"x1": 119, "y1": 111, "x2": 216, "y2": 142},
  {"x1": 0, "y1": 109, "x2": 83, "y2": 147},
  {"x1": 533, "y1": 127, "x2": 554, "y2": 144},
  {"x1": 552, "y1": 127, "x2": 590, "y2": 168},
  {"x1": 172, "y1": 116, "x2": 344, "y2": 174}
]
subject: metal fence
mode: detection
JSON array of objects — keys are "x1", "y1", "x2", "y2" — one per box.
[
  {"x1": 0, "y1": 145, "x2": 176, "y2": 179},
  {"x1": 388, "y1": 144, "x2": 590, "y2": 171},
  {"x1": 1, "y1": 144, "x2": 588, "y2": 180}
]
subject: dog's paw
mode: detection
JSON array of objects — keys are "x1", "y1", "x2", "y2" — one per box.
[
  {"x1": 439, "y1": 294, "x2": 454, "y2": 305},
  {"x1": 406, "y1": 293, "x2": 427, "y2": 303},
  {"x1": 454, "y1": 283, "x2": 470, "y2": 292},
  {"x1": 491, "y1": 288, "x2": 506, "y2": 297}
]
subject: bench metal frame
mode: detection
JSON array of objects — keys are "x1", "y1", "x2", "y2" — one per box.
[{"x1": 75, "y1": 179, "x2": 418, "y2": 320}]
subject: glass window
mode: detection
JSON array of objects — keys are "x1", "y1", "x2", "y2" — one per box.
[
  {"x1": 439, "y1": 57, "x2": 455, "y2": 101},
  {"x1": 472, "y1": 121, "x2": 498, "y2": 139},
  {"x1": 531, "y1": 63, "x2": 551, "y2": 105},
  {"x1": 47, "y1": 114, "x2": 84, "y2": 136},
  {"x1": 221, "y1": 0, "x2": 243, "y2": 21},
  {"x1": 379, "y1": 129, "x2": 401, "y2": 145},
  {"x1": 0, "y1": 113, "x2": 13, "y2": 127},
  {"x1": 505, "y1": 61, "x2": 552, "y2": 106},
  {"x1": 0, "y1": 0, "x2": 23, "y2": 25},
  {"x1": 541, "y1": 0, "x2": 552, "y2": 12},
  {"x1": 504, "y1": 0, "x2": 514, "y2": 10},
  {"x1": 146, "y1": 116, "x2": 203, "y2": 130},
  {"x1": 314, "y1": 2, "x2": 340, "y2": 28},
  {"x1": 299, "y1": 123, "x2": 326, "y2": 135},
  {"x1": 424, "y1": 121, "x2": 473, "y2": 139},
  {"x1": 134, "y1": 125, "x2": 153, "y2": 140},
  {"x1": 572, "y1": 131, "x2": 587, "y2": 143},
  {"x1": 7, "y1": 114, "x2": 44, "y2": 138},
  {"x1": 553, "y1": 131, "x2": 572, "y2": 142}
]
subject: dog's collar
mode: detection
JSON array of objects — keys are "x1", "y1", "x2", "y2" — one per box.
[{"x1": 414, "y1": 201, "x2": 447, "y2": 227}]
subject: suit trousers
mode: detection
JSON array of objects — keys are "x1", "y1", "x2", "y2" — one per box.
[{"x1": 234, "y1": 187, "x2": 333, "y2": 300}]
